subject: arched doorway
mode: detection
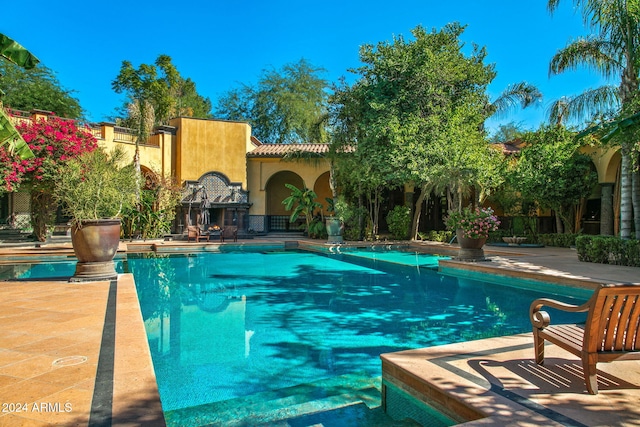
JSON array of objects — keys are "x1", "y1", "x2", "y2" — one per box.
[
  {"x1": 265, "y1": 171, "x2": 304, "y2": 231},
  {"x1": 313, "y1": 171, "x2": 331, "y2": 215}
]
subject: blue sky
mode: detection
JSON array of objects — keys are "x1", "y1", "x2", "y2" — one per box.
[{"x1": 3, "y1": 0, "x2": 605, "y2": 135}]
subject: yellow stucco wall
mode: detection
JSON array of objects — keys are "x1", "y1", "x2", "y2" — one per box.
[
  {"x1": 247, "y1": 157, "x2": 330, "y2": 215},
  {"x1": 170, "y1": 117, "x2": 251, "y2": 187},
  {"x1": 99, "y1": 140, "x2": 166, "y2": 176},
  {"x1": 581, "y1": 145, "x2": 621, "y2": 183}
]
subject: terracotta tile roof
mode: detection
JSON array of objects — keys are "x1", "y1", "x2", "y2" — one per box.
[
  {"x1": 493, "y1": 139, "x2": 525, "y2": 155},
  {"x1": 247, "y1": 143, "x2": 330, "y2": 158}
]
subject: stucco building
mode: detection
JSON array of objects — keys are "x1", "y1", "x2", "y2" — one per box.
[{"x1": 2, "y1": 110, "x2": 624, "y2": 237}]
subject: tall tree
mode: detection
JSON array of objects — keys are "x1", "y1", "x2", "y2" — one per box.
[
  {"x1": 516, "y1": 124, "x2": 598, "y2": 233},
  {"x1": 112, "y1": 54, "x2": 212, "y2": 185},
  {"x1": 0, "y1": 62, "x2": 83, "y2": 119},
  {"x1": 331, "y1": 24, "x2": 502, "y2": 239},
  {"x1": 215, "y1": 58, "x2": 329, "y2": 143},
  {"x1": 112, "y1": 54, "x2": 212, "y2": 131},
  {"x1": 547, "y1": 0, "x2": 640, "y2": 238},
  {"x1": 491, "y1": 121, "x2": 528, "y2": 142}
]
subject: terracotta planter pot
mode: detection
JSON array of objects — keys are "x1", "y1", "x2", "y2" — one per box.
[
  {"x1": 456, "y1": 229, "x2": 487, "y2": 261},
  {"x1": 70, "y1": 219, "x2": 121, "y2": 281},
  {"x1": 326, "y1": 217, "x2": 344, "y2": 244}
]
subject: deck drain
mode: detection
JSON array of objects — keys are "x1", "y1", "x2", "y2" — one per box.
[{"x1": 52, "y1": 356, "x2": 88, "y2": 367}]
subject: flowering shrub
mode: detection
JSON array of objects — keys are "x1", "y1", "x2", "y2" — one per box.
[
  {"x1": 445, "y1": 206, "x2": 501, "y2": 239},
  {"x1": 2, "y1": 116, "x2": 98, "y2": 191},
  {"x1": 0, "y1": 113, "x2": 98, "y2": 240}
]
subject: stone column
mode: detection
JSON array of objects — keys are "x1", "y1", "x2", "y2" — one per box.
[{"x1": 600, "y1": 183, "x2": 614, "y2": 235}]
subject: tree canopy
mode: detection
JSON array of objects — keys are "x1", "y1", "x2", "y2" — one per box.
[
  {"x1": 331, "y1": 23, "x2": 501, "y2": 236},
  {"x1": 112, "y1": 54, "x2": 212, "y2": 131},
  {"x1": 0, "y1": 62, "x2": 83, "y2": 119},
  {"x1": 515, "y1": 124, "x2": 598, "y2": 233},
  {"x1": 215, "y1": 58, "x2": 329, "y2": 144}
]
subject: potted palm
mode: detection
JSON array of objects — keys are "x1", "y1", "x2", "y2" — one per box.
[
  {"x1": 325, "y1": 197, "x2": 348, "y2": 243},
  {"x1": 445, "y1": 206, "x2": 500, "y2": 261},
  {"x1": 53, "y1": 147, "x2": 138, "y2": 281}
]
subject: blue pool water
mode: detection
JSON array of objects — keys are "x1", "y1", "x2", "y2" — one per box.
[{"x1": 17, "y1": 248, "x2": 591, "y2": 426}]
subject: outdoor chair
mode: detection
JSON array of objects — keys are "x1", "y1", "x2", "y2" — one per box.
[
  {"x1": 530, "y1": 283, "x2": 640, "y2": 394},
  {"x1": 220, "y1": 226, "x2": 238, "y2": 242},
  {"x1": 187, "y1": 225, "x2": 210, "y2": 242}
]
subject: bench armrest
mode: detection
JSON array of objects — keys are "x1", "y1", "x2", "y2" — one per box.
[{"x1": 530, "y1": 297, "x2": 591, "y2": 329}]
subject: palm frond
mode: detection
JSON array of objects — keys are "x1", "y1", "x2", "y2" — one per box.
[
  {"x1": 546, "y1": 85, "x2": 619, "y2": 125},
  {"x1": 489, "y1": 82, "x2": 543, "y2": 118},
  {"x1": 549, "y1": 36, "x2": 620, "y2": 79}
]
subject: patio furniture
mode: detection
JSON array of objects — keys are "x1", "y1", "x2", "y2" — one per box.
[
  {"x1": 187, "y1": 225, "x2": 210, "y2": 242},
  {"x1": 530, "y1": 283, "x2": 640, "y2": 394},
  {"x1": 220, "y1": 226, "x2": 238, "y2": 242}
]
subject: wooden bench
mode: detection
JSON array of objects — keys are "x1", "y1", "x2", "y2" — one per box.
[
  {"x1": 530, "y1": 283, "x2": 640, "y2": 394},
  {"x1": 220, "y1": 226, "x2": 238, "y2": 242},
  {"x1": 187, "y1": 226, "x2": 210, "y2": 242}
]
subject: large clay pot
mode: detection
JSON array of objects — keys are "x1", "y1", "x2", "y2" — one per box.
[
  {"x1": 70, "y1": 219, "x2": 121, "y2": 281},
  {"x1": 325, "y1": 217, "x2": 344, "y2": 244},
  {"x1": 456, "y1": 229, "x2": 487, "y2": 261}
]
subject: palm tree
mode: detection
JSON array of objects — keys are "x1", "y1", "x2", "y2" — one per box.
[
  {"x1": 485, "y1": 82, "x2": 543, "y2": 120},
  {"x1": 546, "y1": 0, "x2": 640, "y2": 238}
]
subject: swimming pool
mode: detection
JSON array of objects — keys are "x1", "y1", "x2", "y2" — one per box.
[{"x1": 16, "y1": 247, "x2": 590, "y2": 426}]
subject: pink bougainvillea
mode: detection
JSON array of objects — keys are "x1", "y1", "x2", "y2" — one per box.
[{"x1": 0, "y1": 115, "x2": 98, "y2": 192}]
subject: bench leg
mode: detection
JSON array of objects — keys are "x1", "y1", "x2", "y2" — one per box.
[
  {"x1": 533, "y1": 329, "x2": 545, "y2": 365},
  {"x1": 583, "y1": 355, "x2": 598, "y2": 395}
]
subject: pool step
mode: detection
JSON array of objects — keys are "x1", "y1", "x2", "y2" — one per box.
[{"x1": 164, "y1": 373, "x2": 384, "y2": 427}]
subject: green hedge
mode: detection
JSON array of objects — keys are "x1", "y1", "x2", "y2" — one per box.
[
  {"x1": 534, "y1": 233, "x2": 579, "y2": 248},
  {"x1": 487, "y1": 231, "x2": 578, "y2": 247},
  {"x1": 417, "y1": 230, "x2": 454, "y2": 243},
  {"x1": 575, "y1": 235, "x2": 640, "y2": 267}
]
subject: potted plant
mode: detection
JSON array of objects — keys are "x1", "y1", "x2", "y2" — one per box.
[
  {"x1": 53, "y1": 147, "x2": 138, "y2": 281},
  {"x1": 445, "y1": 206, "x2": 500, "y2": 261},
  {"x1": 325, "y1": 197, "x2": 346, "y2": 243}
]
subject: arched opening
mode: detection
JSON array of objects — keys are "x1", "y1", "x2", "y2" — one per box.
[
  {"x1": 265, "y1": 171, "x2": 304, "y2": 232},
  {"x1": 313, "y1": 171, "x2": 332, "y2": 215}
]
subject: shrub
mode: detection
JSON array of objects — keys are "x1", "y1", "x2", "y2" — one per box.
[
  {"x1": 53, "y1": 148, "x2": 138, "y2": 227},
  {"x1": 417, "y1": 230, "x2": 454, "y2": 243},
  {"x1": 386, "y1": 205, "x2": 411, "y2": 240},
  {"x1": 576, "y1": 235, "x2": 640, "y2": 267},
  {"x1": 535, "y1": 233, "x2": 579, "y2": 248}
]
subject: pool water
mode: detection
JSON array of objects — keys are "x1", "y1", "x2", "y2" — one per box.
[
  {"x1": 17, "y1": 248, "x2": 590, "y2": 426},
  {"x1": 126, "y1": 249, "x2": 588, "y2": 426}
]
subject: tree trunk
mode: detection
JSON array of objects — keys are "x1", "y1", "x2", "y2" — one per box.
[
  {"x1": 633, "y1": 159, "x2": 640, "y2": 239},
  {"x1": 620, "y1": 143, "x2": 633, "y2": 239},
  {"x1": 30, "y1": 191, "x2": 56, "y2": 242},
  {"x1": 554, "y1": 210, "x2": 564, "y2": 234},
  {"x1": 411, "y1": 185, "x2": 429, "y2": 240}
]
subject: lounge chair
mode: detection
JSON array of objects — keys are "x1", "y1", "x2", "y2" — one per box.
[
  {"x1": 220, "y1": 226, "x2": 238, "y2": 242},
  {"x1": 187, "y1": 225, "x2": 210, "y2": 242},
  {"x1": 530, "y1": 283, "x2": 640, "y2": 394}
]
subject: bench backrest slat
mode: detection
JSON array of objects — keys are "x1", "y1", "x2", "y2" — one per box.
[{"x1": 585, "y1": 285, "x2": 640, "y2": 353}]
